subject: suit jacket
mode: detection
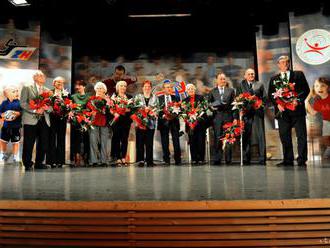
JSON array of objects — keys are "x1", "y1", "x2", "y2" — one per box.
[
  {"x1": 157, "y1": 94, "x2": 180, "y2": 130},
  {"x1": 237, "y1": 80, "x2": 266, "y2": 118},
  {"x1": 134, "y1": 93, "x2": 159, "y2": 129},
  {"x1": 208, "y1": 86, "x2": 235, "y2": 121},
  {"x1": 268, "y1": 70, "x2": 310, "y2": 117},
  {"x1": 20, "y1": 83, "x2": 51, "y2": 126}
]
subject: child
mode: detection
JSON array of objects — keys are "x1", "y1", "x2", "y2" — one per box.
[
  {"x1": 305, "y1": 77, "x2": 330, "y2": 157},
  {"x1": 0, "y1": 85, "x2": 22, "y2": 163}
]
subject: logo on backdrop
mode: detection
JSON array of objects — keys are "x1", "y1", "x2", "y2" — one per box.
[
  {"x1": 0, "y1": 38, "x2": 37, "y2": 61},
  {"x1": 296, "y1": 29, "x2": 330, "y2": 65}
]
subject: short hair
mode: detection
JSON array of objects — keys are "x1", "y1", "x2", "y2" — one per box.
[
  {"x1": 94, "y1": 81, "x2": 107, "y2": 93},
  {"x1": 33, "y1": 70, "x2": 45, "y2": 79},
  {"x1": 186, "y1": 83, "x2": 196, "y2": 91},
  {"x1": 216, "y1": 72, "x2": 226, "y2": 79},
  {"x1": 3, "y1": 85, "x2": 18, "y2": 96},
  {"x1": 115, "y1": 80, "x2": 127, "y2": 92},
  {"x1": 142, "y1": 80, "x2": 152, "y2": 87},
  {"x1": 115, "y1": 65, "x2": 126, "y2": 73},
  {"x1": 75, "y1": 80, "x2": 86, "y2": 87},
  {"x1": 53, "y1": 76, "x2": 66, "y2": 83},
  {"x1": 277, "y1": 55, "x2": 290, "y2": 63}
]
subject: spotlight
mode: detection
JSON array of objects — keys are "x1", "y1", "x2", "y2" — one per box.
[{"x1": 8, "y1": 0, "x2": 30, "y2": 7}]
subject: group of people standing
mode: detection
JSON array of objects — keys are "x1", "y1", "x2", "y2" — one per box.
[{"x1": 0, "y1": 55, "x2": 318, "y2": 169}]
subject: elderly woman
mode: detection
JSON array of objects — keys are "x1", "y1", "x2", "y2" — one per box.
[
  {"x1": 134, "y1": 80, "x2": 159, "y2": 167},
  {"x1": 47, "y1": 76, "x2": 68, "y2": 168},
  {"x1": 87, "y1": 82, "x2": 109, "y2": 166},
  {"x1": 183, "y1": 84, "x2": 208, "y2": 165},
  {"x1": 71, "y1": 80, "x2": 90, "y2": 166},
  {"x1": 111, "y1": 80, "x2": 133, "y2": 166}
]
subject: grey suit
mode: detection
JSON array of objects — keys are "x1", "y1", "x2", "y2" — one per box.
[
  {"x1": 237, "y1": 80, "x2": 266, "y2": 164},
  {"x1": 20, "y1": 83, "x2": 51, "y2": 168},
  {"x1": 20, "y1": 83, "x2": 51, "y2": 127},
  {"x1": 208, "y1": 86, "x2": 235, "y2": 163}
]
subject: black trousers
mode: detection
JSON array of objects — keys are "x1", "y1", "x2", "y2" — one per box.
[
  {"x1": 47, "y1": 115, "x2": 67, "y2": 165},
  {"x1": 242, "y1": 116, "x2": 266, "y2": 163},
  {"x1": 278, "y1": 114, "x2": 308, "y2": 163},
  {"x1": 188, "y1": 126, "x2": 206, "y2": 162},
  {"x1": 159, "y1": 123, "x2": 181, "y2": 163},
  {"x1": 72, "y1": 125, "x2": 89, "y2": 158},
  {"x1": 135, "y1": 128, "x2": 155, "y2": 163},
  {"x1": 22, "y1": 117, "x2": 49, "y2": 168},
  {"x1": 111, "y1": 124, "x2": 130, "y2": 159}
]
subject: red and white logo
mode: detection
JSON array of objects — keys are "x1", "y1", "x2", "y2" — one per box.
[{"x1": 296, "y1": 29, "x2": 330, "y2": 65}]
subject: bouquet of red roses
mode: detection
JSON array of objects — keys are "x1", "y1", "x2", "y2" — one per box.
[
  {"x1": 180, "y1": 99, "x2": 212, "y2": 130},
  {"x1": 220, "y1": 119, "x2": 245, "y2": 149},
  {"x1": 29, "y1": 91, "x2": 52, "y2": 112},
  {"x1": 108, "y1": 95, "x2": 134, "y2": 125},
  {"x1": 86, "y1": 95, "x2": 108, "y2": 114},
  {"x1": 51, "y1": 90, "x2": 79, "y2": 119},
  {"x1": 162, "y1": 101, "x2": 181, "y2": 120},
  {"x1": 131, "y1": 105, "x2": 158, "y2": 130},
  {"x1": 232, "y1": 92, "x2": 263, "y2": 113},
  {"x1": 271, "y1": 78, "x2": 299, "y2": 116},
  {"x1": 68, "y1": 109, "x2": 95, "y2": 132}
]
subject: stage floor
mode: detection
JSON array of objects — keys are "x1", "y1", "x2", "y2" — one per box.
[{"x1": 1, "y1": 161, "x2": 330, "y2": 201}]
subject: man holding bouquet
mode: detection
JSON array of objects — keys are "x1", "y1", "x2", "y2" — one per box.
[
  {"x1": 20, "y1": 70, "x2": 51, "y2": 170},
  {"x1": 268, "y1": 55, "x2": 310, "y2": 166},
  {"x1": 237, "y1": 68, "x2": 266, "y2": 165}
]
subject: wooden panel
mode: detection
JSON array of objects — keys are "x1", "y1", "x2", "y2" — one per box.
[{"x1": 2, "y1": 199, "x2": 330, "y2": 247}]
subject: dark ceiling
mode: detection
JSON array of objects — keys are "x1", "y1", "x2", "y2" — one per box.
[{"x1": 0, "y1": 0, "x2": 329, "y2": 58}]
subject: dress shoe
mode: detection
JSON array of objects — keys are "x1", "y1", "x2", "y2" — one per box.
[
  {"x1": 164, "y1": 159, "x2": 170, "y2": 165},
  {"x1": 225, "y1": 161, "x2": 232, "y2": 165},
  {"x1": 243, "y1": 160, "x2": 251, "y2": 165},
  {"x1": 35, "y1": 164, "x2": 49, "y2": 169},
  {"x1": 138, "y1": 161, "x2": 145, "y2": 167},
  {"x1": 147, "y1": 162, "x2": 156, "y2": 167},
  {"x1": 259, "y1": 161, "x2": 266, "y2": 165},
  {"x1": 297, "y1": 161, "x2": 307, "y2": 166},
  {"x1": 175, "y1": 160, "x2": 182, "y2": 165},
  {"x1": 276, "y1": 161, "x2": 294, "y2": 166},
  {"x1": 212, "y1": 160, "x2": 221, "y2": 165},
  {"x1": 24, "y1": 166, "x2": 33, "y2": 171},
  {"x1": 192, "y1": 161, "x2": 199, "y2": 165},
  {"x1": 198, "y1": 161, "x2": 206, "y2": 165}
]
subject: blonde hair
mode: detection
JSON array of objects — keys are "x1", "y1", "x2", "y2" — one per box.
[
  {"x1": 115, "y1": 80, "x2": 127, "y2": 92},
  {"x1": 186, "y1": 83, "x2": 196, "y2": 90},
  {"x1": 94, "y1": 81, "x2": 107, "y2": 93}
]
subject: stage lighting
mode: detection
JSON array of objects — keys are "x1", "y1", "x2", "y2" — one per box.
[
  {"x1": 8, "y1": 0, "x2": 30, "y2": 7},
  {"x1": 128, "y1": 13, "x2": 191, "y2": 18}
]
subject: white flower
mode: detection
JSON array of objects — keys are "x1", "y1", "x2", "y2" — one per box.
[
  {"x1": 172, "y1": 106, "x2": 181, "y2": 115},
  {"x1": 62, "y1": 89, "x2": 69, "y2": 97}
]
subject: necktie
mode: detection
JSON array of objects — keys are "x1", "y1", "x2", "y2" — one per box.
[
  {"x1": 166, "y1": 95, "x2": 170, "y2": 106},
  {"x1": 248, "y1": 82, "x2": 252, "y2": 89},
  {"x1": 283, "y1": 72, "x2": 288, "y2": 82}
]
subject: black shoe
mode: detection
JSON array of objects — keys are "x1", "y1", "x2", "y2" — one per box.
[
  {"x1": 297, "y1": 161, "x2": 307, "y2": 166},
  {"x1": 35, "y1": 164, "x2": 49, "y2": 169},
  {"x1": 57, "y1": 164, "x2": 63, "y2": 168},
  {"x1": 138, "y1": 161, "x2": 145, "y2": 167},
  {"x1": 225, "y1": 161, "x2": 232, "y2": 165},
  {"x1": 100, "y1": 163, "x2": 107, "y2": 167},
  {"x1": 24, "y1": 166, "x2": 33, "y2": 171},
  {"x1": 198, "y1": 161, "x2": 206, "y2": 165},
  {"x1": 212, "y1": 160, "x2": 221, "y2": 165},
  {"x1": 147, "y1": 162, "x2": 156, "y2": 167},
  {"x1": 259, "y1": 161, "x2": 266, "y2": 165},
  {"x1": 243, "y1": 161, "x2": 251, "y2": 165},
  {"x1": 276, "y1": 161, "x2": 294, "y2": 166},
  {"x1": 192, "y1": 161, "x2": 199, "y2": 165},
  {"x1": 164, "y1": 159, "x2": 170, "y2": 165},
  {"x1": 175, "y1": 160, "x2": 181, "y2": 165}
]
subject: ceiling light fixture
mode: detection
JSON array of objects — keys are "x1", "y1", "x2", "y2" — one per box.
[{"x1": 8, "y1": 0, "x2": 30, "y2": 7}]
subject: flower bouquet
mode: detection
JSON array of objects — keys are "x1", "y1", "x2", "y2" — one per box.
[{"x1": 220, "y1": 119, "x2": 245, "y2": 150}]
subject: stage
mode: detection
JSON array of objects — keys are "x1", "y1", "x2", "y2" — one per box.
[{"x1": 1, "y1": 161, "x2": 330, "y2": 201}]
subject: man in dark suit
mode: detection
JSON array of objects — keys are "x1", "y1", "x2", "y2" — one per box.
[
  {"x1": 237, "y1": 68, "x2": 266, "y2": 165},
  {"x1": 268, "y1": 55, "x2": 310, "y2": 166},
  {"x1": 208, "y1": 73, "x2": 235, "y2": 165},
  {"x1": 20, "y1": 71, "x2": 51, "y2": 170},
  {"x1": 157, "y1": 81, "x2": 181, "y2": 165}
]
